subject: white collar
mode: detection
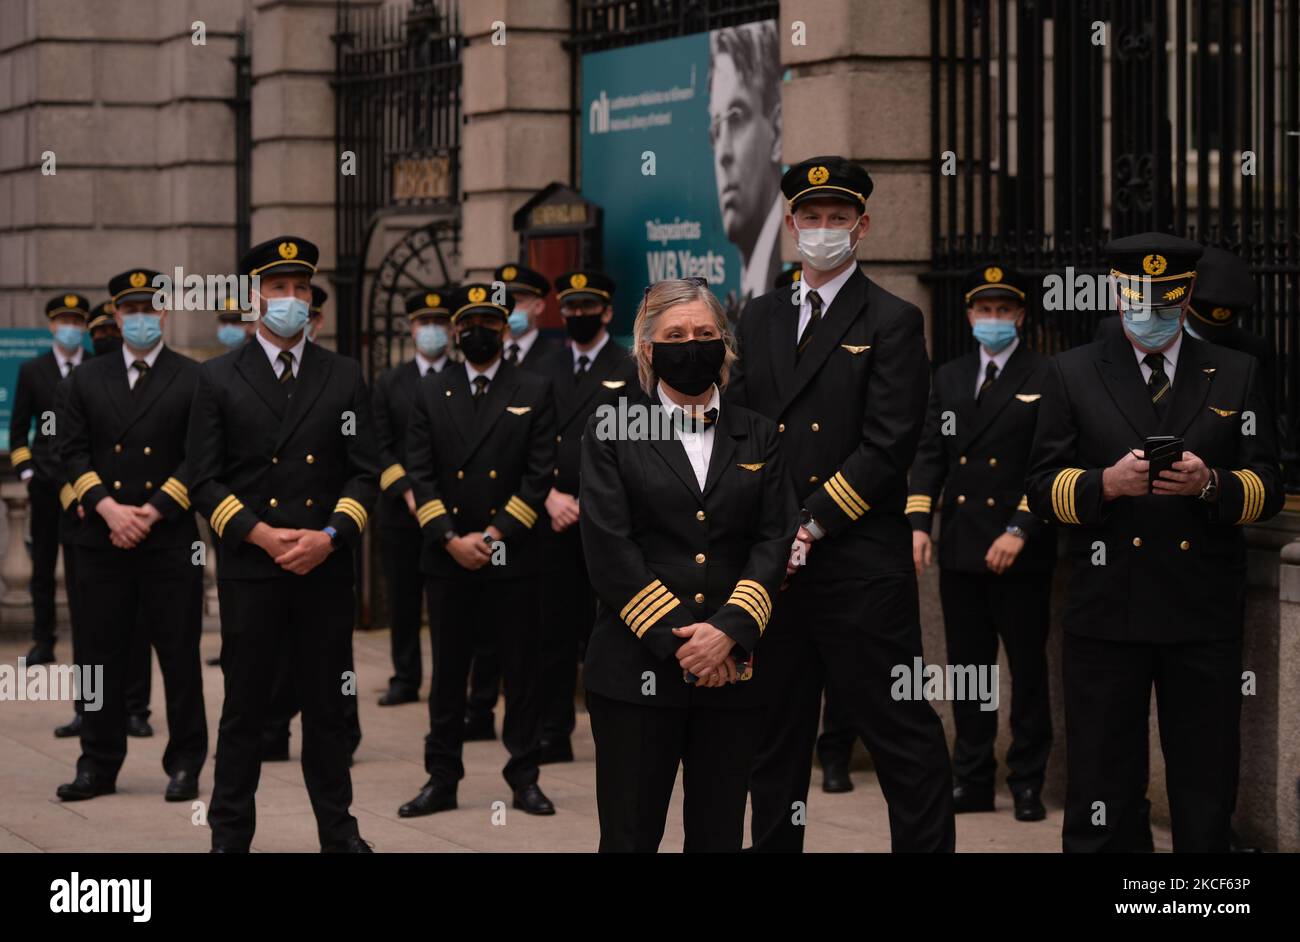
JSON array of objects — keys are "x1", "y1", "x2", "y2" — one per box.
[
  {"x1": 122, "y1": 339, "x2": 164, "y2": 372},
  {"x1": 979, "y1": 334, "x2": 1020, "y2": 375},
  {"x1": 508, "y1": 328, "x2": 539, "y2": 359},
  {"x1": 54, "y1": 345, "x2": 84, "y2": 370},
  {"x1": 414, "y1": 351, "x2": 441, "y2": 376},
  {"x1": 1131, "y1": 330, "x2": 1183, "y2": 372},
  {"x1": 572, "y1": 330, "x2": 610, "y2": 366},
  {"x1": 256, "y1": 327, "x2": 307, "y2": 373},
  {"x1": 799, "y1": 262, "x2": 857, "y2": 311},
  {"x1": 741, "y1": 194, "x2": 786, "y2": 300},
  {"x1": 656, "y1": 381, "x2": 720, "y2": 422},
  {"x1": 465, "y1": 356, "x2": 502, "y2": 385}
]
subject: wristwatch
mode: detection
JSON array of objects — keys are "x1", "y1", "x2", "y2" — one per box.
[
  {"x1": 481, "y1": 532, "x2": 495, "y2": 547},
  {"x1": 1198, "y1": 469, "x2": 1219, "y2": 502},
  {"x1": 443, "y1": 529, "x2": 459, "y2": 544},
  {"x1": 799, "y1": 508, "x2": 825, "y2": 540},
  {"x1": 1005, "y1": 525, "x2": 1026, "y2": 540},
  {"x1": 322, "y1": 525, "x2": 339, "y2": 549}
]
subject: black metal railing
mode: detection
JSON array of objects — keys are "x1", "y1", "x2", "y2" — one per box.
[
  {"x1": 929, "y1": 0, "x2": 1300, "y2": 489},
  {"x1": 570, "y1": 0, "x2": 779, "y2": 53}
]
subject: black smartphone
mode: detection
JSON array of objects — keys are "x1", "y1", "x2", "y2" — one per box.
[{"x1": 1145, "y1": 435, "x2": 1184, "y2": 492}]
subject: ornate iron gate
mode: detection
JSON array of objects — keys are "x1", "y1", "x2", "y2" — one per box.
[{"x1": 929, "y1": 0, "x2": 1300, "y2": 488}]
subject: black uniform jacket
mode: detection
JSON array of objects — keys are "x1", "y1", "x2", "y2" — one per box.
[
  {"x1": 579, "y1": 392, "x2": 799, "y2": 709},
  {"x1": 60, "y1": 346, "x2": 200, "y2": 552},
  {"x1": 186, "y1": 339, "x2": 380, "y2": 580},
  {"x1": 10, "y1": 351, "x2": 69, "y2": 484},
  {"x1": 534, "y1": 338, "x2": 640, "y2": 497},
  {"x1": 728, "y1": 266, "x2": 930, "y2": 580},
  {"x1": 907, "y1": 342, "x2": 1055, "y2": 575},
  {"x1": 405, "y1": 359, "x2": 557, "y2": 580},
  {"x1": 516, "y1": 334, "x2": 563, "y2": 372},
  {"x1": 52, "y1": 376, "x2": 81, "y2": 542},
  {"x1": 372, "y1": 359, "x2": 447, "y2": 530},
  {"x1": 1027, "y1": 329, "x2": 1283, "y2": 643}
]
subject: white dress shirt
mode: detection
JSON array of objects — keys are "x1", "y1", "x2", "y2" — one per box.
[
  {"x1": 1133, "y1": 331, "x2": 1182, "y2": 386},
  {"x1": 740, "y1": 194, "x2": 786, "y2": 302},
  {"x1": 465, "y1": 356, "x2": 502, "y2": 390},
  {"x1": 657, "y1": 382, "x2": 719, "y2": 490},
  {"x1": 975, "y1": 335, "x2": 1020, "y2": 397},
  {"x1": 256, "y1": 329, "x2": 307, "y2": 381},
  {"x1": 572, "y1": 330, "x2": 610, "y2": 371},
  {"x1": 506, "y1": 328, "x2": 539, "y2": 364},
  {"x1": 415, "y1": 351, "x2": 445, "y2": 376},
  {"x1": 54, "y1": 346, "x2": 84, "y2": 377},
  {"x1": 797, "y1": 262, "x2": 857, "y2": 339},
  {"x1": 122, "y1": 340, "x2": 164, "y2": 390}
]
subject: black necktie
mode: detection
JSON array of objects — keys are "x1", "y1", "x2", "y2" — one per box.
[
  {"x1": 978, "y1": 360, "x2": 998, "y2": 402},
  {"x1": 675, "y1": 407, "x2": 718, "y2": 435},
  {"x1": 277, "y1": 351, "x2": 295, "y2": 392},
  {"x1": 131, "y1": 360, "x2": 150, "y2": 397},
  {"x1": 506, "y1": 343, "x2": 520, "y2": 364},
  {"x1": 797, "y1": 290, "x2": 823, "y2": 359},
  {"x1": 1144, "y1": 353, "x2": 1170, "y2": 414},
  {"x1": 472, "y1": 374, "x2": 489, "y2": 406},
  {"x1": 575, "y1": 354, "x2": 590, "y2": 376}
]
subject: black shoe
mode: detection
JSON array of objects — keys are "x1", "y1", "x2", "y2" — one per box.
[
  {"x1": 25, "y1": 643, "x2": 55, "y2": 666},
  {"x1": 127, "y1": 715, "x2": 153, "y2": 738},
  {"x1": 952, "y1": 783, "x2": 995, "y2": 813},
  {"x1": 398, "y1": 780, "x2": 457, "y2": 818},
  {"x1": 322, "y1": 835, "x2": 374, "y2": 853},
  {"x1": 1012, "y1": 788, "x2": 1046, "y2": 822},
  {"x1": 537, "y1": 737, "x2": 574, "y2": 765},
  {"x1": 261, "y1": 735, "x2": 289, "y2": 762},
  {"x1": 512, "y1": 783, "x2": 556, "y2": 816},
  {"x1": 378, "y1": 685, "x2": 419, "y2": 706},
  {"x1": 463, "y1": 713, "x2": 496, "y2": 742},
  {"x1": 54, "y1": 714, "x2": 83, "y2": 738},
  {"x1": 821, "y1": 762, "x2": 854, "y2": 794},
  {"x1": 165, "y1": 770, "x2": 199, "y2": 802},
  {"x1": 57, "y1": 772, "x2": 115, "y2": 802}
]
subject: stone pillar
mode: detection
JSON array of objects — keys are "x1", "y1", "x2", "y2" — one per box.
[
  {"x1": 0, "y1": 482, "x2": 33, "y2": 638},
  {"x1": 1277, "y1": 539, "x2": 1300, "y2": 853},
  {"x1": 460, "y1": 0, "x2": 572, "y2": 281}
]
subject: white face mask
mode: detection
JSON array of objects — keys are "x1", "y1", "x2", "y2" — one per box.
[{"x1": 793, "y1": 217, "x2": 860, "y2": 271}]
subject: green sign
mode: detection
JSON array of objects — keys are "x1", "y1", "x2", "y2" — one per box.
[{"x1": 0, "y1": 330, "x2": 57, "y2": 453}]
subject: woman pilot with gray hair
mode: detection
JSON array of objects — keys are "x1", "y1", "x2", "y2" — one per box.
[{"x1": 578, "y1": 277, "x2": 798, "y2": 852}]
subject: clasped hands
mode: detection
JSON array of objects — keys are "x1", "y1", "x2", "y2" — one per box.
[
  {"x1": 1103, "y1": 449, "x2": 1212, "y2": 500},
  {"x1": 248, "y1": 522, "x2": 334, "y2": 575},
  {"x1": 782, "y1": 525, "x2": 815, "y2": 587},
  {"x1": 445, "y1": 526, "x2": 502, "y2": 571},
  {"x1": 672, "y1": 622, "x2": 741, "y2": 688},
  {"x1": 96, "y1": 497, "x2": 161, "y2": 549}
]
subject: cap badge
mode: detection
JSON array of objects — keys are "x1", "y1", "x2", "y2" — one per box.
[
  {"x1": 467, "y1": 286, "x2": 487, "y2": 303},
  {"x1": 64, "y1": 294, "x2": 78, "y2": 308},
  {"x1": 1142, "y1": 254, "x2": 1167, "y2": 276},
  {"x1": 278, "y1": 241, "x2": 299, "y2": 260},
  {"x1": 129, "y1": 272, "x2": 147, "y2": 288},
  {"x1": 984, "y1": 266, "x2": 1003, "y2": 283},
  {"x1": 502, "y1": 266, "x2": 517, "y2": 281},
  {"x1": 792, "y1": 270, "x2": 801, "y2": 282},
  {"x1": 808, "y1": 166, "x2": 830, "y2": 185},
  {"x1": 1162, "y1": 285, "x2": 1186, "y2": 301},
  {"x1": 571, "y1": 273, "x2": 588, "y2": 289},
  {"x1": 426, "y1": 293, "x2": 439, "y2": 308},
  {"x1": 1211, "y1": 306, "x2": 1232, "y2": 321}
]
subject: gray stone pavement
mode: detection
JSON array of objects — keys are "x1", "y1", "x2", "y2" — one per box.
[{"x1": 0, "y1": 632, "x2": 1172, "y2": 853}]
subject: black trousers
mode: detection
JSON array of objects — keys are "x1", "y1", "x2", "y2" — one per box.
[
  {"x1": 588, "y1": 691, "x2": 764, "y2": 852},
  {"x1": 210, "y1": 573, "x2": 359, "y2": 850},
  {"x1": 539, "y1": 525, "x2": 595, "y2": 741},
  {"x1": 74, "y1": 547, "x2": 207, "y2": 782},
  {"x1": 423, "y1": 574, "x2": 542, "y2": 790},
  {"x1": 465, "y1": 635, "x2": 501, "y2": 724},
  {"x1": 815, "y1": 693, "x2": 859, "y2": 769},
  {"x1": 749, "y1": 571, "x2": 955, "y2": 852},
  {"x1": 938, "y1": 568, "x2": 1052, "y2": 793},
  {"x1": 1062, "y1": 632, "x2": 1241, "y2": 853},
  {"x1": 27, "y1": 479, "x2": 61, "y2": 647},
  {"x1": 65, "y1": 544, "x2": 152, "y2": 718},
  {"x1": 380, "y1": 524, "x2": 426, "y2": 692},
  {"x1": 262, "y1": 625, "x2": 361, "y2": 756}
]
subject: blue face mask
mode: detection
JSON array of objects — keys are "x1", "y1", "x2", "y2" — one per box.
[
  {"x1": 507, "y1": 309, "x2": 531, "y2": 338},
  {"x1": 1123, "y1": 305, "x2": 1183, "y2": 352},
  {"x1": 217, "y1": 324, "x2": 247, "y2": 349},
  {"x1": 262, "y1": 297, "x2": 310, "y2": 339},
  {"x1": 415, "y1": 324, "x2": 448, "y2": 358},
  {"x1": 54, "y1": 324, "x2": 84, "y2": 352},
  {"x1": 122, "y1": 314, "x2": 162, "y2": 349},
  {"x1": 971, "y1": 317, "x2": 1017, "y2": 353}
]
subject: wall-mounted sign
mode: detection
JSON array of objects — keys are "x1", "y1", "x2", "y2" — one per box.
[{"x1": 392, "y1": 152, "x2": 452, "y2": 203}]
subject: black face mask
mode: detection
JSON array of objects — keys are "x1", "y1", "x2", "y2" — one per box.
[
  {"x1": 564, "y1": 313, "x2": 604, "y2": 345},
  {"x1": 458, "y1": 324, "x2": 503, "y2": 365},
  {"x1": 92, "y1": 335, "x2": 122, "y2": 357},
  {"x1": 652, "y1": 339, "x2": 726, "y2": 396}
]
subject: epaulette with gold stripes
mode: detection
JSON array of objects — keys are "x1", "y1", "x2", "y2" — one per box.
[
  {"x1": 1230, "y1": 469, "x2": 1265, "y2": 525},
  {"x1": 210, "y1": 494, "x2": 245, "y2": 538},
  {"x1": 824, "y1": 472, "x2": 870, "y2": 520},
  {"x1": 416, "y1": 499, "x2": 446, "y2": 527},
  {"x1": 379, "y1": 464, "x2": 407, "y2": 491},
  {"x1": 72, "y1": 471, "x2": 102, "y2": 501},
  {"x1": 10, "y1": 446, "x2": 33, "y2": 467},
  {"x1": 620, "y1": 579, "x2": 680, "y2": 638},
  {"x1": 159, "y1": 477, "x2": 190, "y2": 510},
  {"x1": 725, "y1": 579, "x2": 772, "y2": 634},
  {"x1": 334, "y1": 497, "x2": 367, "y2": 532},
  {"x1": 504, "y1": 496, "x2": 537, "y2": 529},
  {"x1": 905, "y1": 494, "x2": 932, "y2": 515},
  {"x1": 1050, "y1": 468, "x2": 1085, "y2": 524}
]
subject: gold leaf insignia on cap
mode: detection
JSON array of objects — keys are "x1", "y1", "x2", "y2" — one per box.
[
  {"x1": 1142, "y1": 254, "x2": 1167, "y2": 275},
  {"x1": 467, "y1": 286, "x2": 487, "y2": 303},
  {"x1": 808, "y1": 166, "x2": 829, "y2": 185},
  {"x1": 278, "y1": 241, "x2": 299, "y2": 260},
  {"x1": 1163, "y1": 285, "x2": 1186, "y2": 301},
  {"x1": 1015, "y1": 393, "x2": 1042, "y2": 403},
  {"x1": 840, "y1": 344, "x2": 870, "y2": 354},
  {"x1": 738, "y1": 463, "x2": 765, "y2": 472},
  {"x1": 1119, "y1": 283, "x2": 1143, "y2": 301},
  {"x1": 425, "y1": 293, "x2": 439, "y2": 308},
  {"x1": 1208, "y1": 406, "x2": 1238, "y2": 417},
  {"x1": 64, "y1": 294, "x2": 78, "y2": 308},
  {"x1": 570, "y1": 273, "x2": 588, "y2": 289},
  {"x1": 792, "y1": 270, "x2": 801, "y2": 281},
  {"x1": 601, "y1": 380, "x2": 626, "y2": 389},
  {"x1": 502, "y1": 266, "x2": 517, "y2": 281},
  {"x1": 506, "y1": 406, "x2": 531, "y2": 415},
  {"x1": 984, "y1": 266, "x2": 1003, "y2": 283},
  {"x1": 1212, "y1": 306, "x2": 1232, "y2": 321},
  {"x1": 129, "y1": 271, "x2": 147, "y2": 288}
]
